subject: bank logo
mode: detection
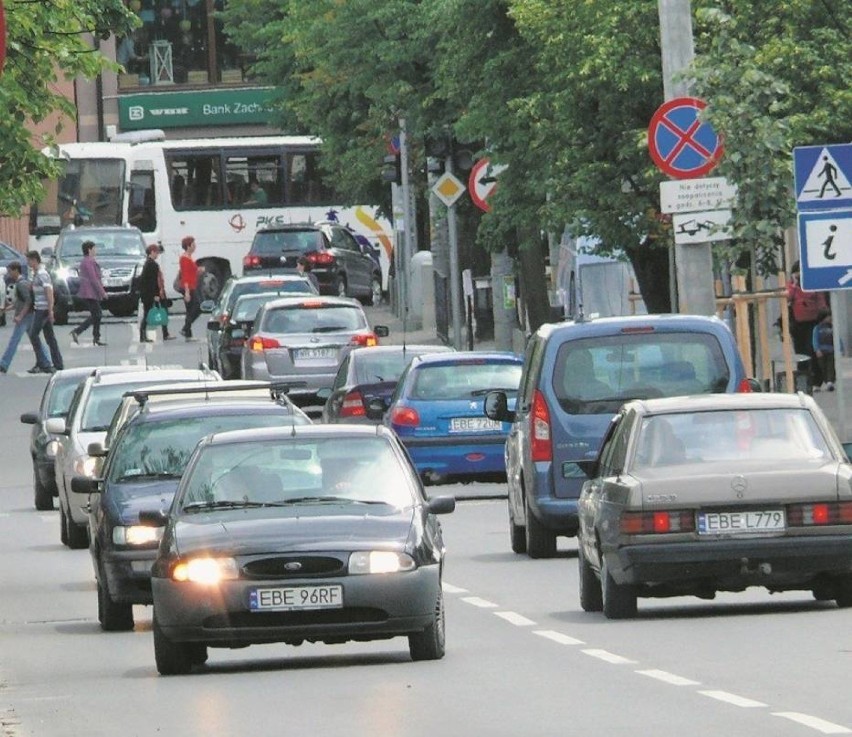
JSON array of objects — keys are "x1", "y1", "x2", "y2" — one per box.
[{"x1": 128, "y1": 106, "x2": 145, "y2": 122}]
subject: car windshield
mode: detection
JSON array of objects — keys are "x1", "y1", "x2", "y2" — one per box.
[
  {"x1": 58, "y1": 231, "x2": 146, "y2": 260},
  {"x1": 232, "y1": 292, "x2": 307, "y2": 322},
  {"x1": 47, "y1": 377, "x2": 85, "y2": 418},
  {"x1": 228, "y1": 279, "x2": 317, "y2": 314},
  {"x1": 632, "y1": 408, "x2": 833, "y2": 470},
  {"x1": 108, "y1": 414, "x2": 298, "y2": 483},
  {"x1": 179, "y1": 436, "x2": 416, "y2": 511},
  {"x1": 251, "y1": 230, "x2": 322, "y2": 255},
  {"x1": 411, "y1": 362, "x2": 523, "y2": 401},
  {"x1": 263, "y1": 304, "x2": 367, "y2": 334},
  {"x1": 552, "y1": 333, "x2": 730, "y2": 415}
]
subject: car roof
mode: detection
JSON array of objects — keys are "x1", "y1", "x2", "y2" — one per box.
[
  {"x1": 348, "y1": 345, "x2": 452, "y2": 359},
  {"x1": 130, "y1": 398, "x2": 305, "y2": 422},
  {"x1": 537, "y1": 313, "x2": 729, "y2": 340},
  {"x1": 90, "y1": 368, "x2": 217, "y2": 386},
  {"x1": 412, "y1": 351, "x2": 522, "y2": 366},
  {"x1": 58, "y1": 225, "x2": 143, "y2": 237},
  {"x1": 626, "y1": 392, "x2": 815, "y2": 417},
  {"x1": 229, "y1": 274, "x2": 313, "y2": 285},
  {"x1": 259, "y1": 295, "x2": 361, "y2": 310},
  {"x1": 255, "y1": 222, "x2": 326, "y2": 234},
  {"x1": 205, "y1": 423, "x2": 392, "y2": 446}
]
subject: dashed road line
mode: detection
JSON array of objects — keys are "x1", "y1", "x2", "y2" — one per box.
[
  {"x1": 442, "y1": 582, "x2": 468, "y2": 594},
  {"x1": 582, "y1": 648, "x2": 636, "y2": 665},
  {"x1": 493, "y1": 611, "x2": 536, "y2": 627},
  {"x1": 533, "y1": 630, "x2": 584, "y2": 646},
  {"x1": 773, "y1": 713, "x2": 851, "y2": 734},
  {"x1": 460, "y1": 596, "x2": 499, "y2": 609},
  {"x1": 699, "y1": 691, "x2": 766, "y2": 708},
  {"x1": 636, "y1": 669, "x2": 700, "y2": 687}
]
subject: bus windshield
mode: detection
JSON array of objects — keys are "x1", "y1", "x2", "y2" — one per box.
[{"x1": 31, "y1": 158, "x2": 126, "y2": 235}]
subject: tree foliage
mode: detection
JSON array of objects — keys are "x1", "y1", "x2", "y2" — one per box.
[{"x1": 0, "y1": 0, "x2": 137, "y2": 216}]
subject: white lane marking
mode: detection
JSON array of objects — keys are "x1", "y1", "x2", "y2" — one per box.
[
  {"x1": 773, "y1": 713, "x2": 851, "y2": 734},
  {"x1": 442, "y1": 582, "x2": 468, "y2": 594},
  {"x1": 636, "y1": 669, "x2": 700, "y2": 686},
  {"x1": 39, "y1": 514, "x2": 55, "y2": 523},
  {"x1": 460, "y1": 596, "x2": 498, "y2": 609},
  {"x1": 699, "y1": 691, "x2": 766, "y2": 708},
  {"x1": 128, "y1": 344, "x2": 138, "y2": 355},
  {"x1": 494, "y1": 611, "x2": 536, "y2": 626},
  {"x1": 582, "y1": 649, "x2": 636, "y2": 665},
  {"x1": 0, "y1": 513, "x2": 9, "y2": 518},
  {"x1": 533, "y1": 630, "x2": 584, "y2": 646}
]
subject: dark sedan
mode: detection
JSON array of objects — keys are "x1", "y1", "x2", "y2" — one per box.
[
  {"x1": 146, "y1": 424, "x2": 455, "y2": 674},
  {"x1": 212, "y1": 293, "x2": 288, "y2": 380}
]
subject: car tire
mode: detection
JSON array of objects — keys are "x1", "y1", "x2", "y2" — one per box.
[
  {"x1": 153, "y1": 615, "x2": 194, "y2": 676},
  {"x1": 200, "y1": 263, "x2": 226, "y2": 302},
  {"x1": 508, "y1": 501, "x2": 526, "y2": 554},
  {"x1": 59, "y1": 503, "x2": 69, "y2": 546},
  {"x1": 34, "y1": 466, "x2": 53, "y2": 511},
  {"x1": 108, "y1": 302, "x2": 137, "y2": 318},
  {"x1": 834, "y1": 577, "x2": 852, "y2": 608},
  {"x1": 525, "y1": 496, "x2": 556, "y2": 559},
  {"x1": 578, "y1": 543, "x2": 603, "y2": 612},
  {"x1": 66, "y1": 512, "x2": 89, "y2": 550},
  {"x1": 601, "y1": 555, "x2": 637, "y2": 619},
  {"x1": 97, "y1": 561, "x2": 134, "y2": 632},
  {"x1": 364, "y1": 275, "x2": 382, "y2": 306},
  {"x1": 408, "y1": 590, "x2": 445, "y2": 661},
  {"x1": 334, "y1": 275, "x2": 347, "y2": 298}
]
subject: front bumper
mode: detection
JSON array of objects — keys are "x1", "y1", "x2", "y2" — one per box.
[
  {"x1": 102, "y1": 548, "x2": 158, "y2": 604},
  {"x1": 152, "y1": 565, "x2": 440, "y2": 645},
  {"x1": 401, "y1": 435, "x2": 507, "y2": 476}
]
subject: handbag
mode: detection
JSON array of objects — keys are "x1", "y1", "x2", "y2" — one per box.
[
  {"x1": 146, "y1": 305, "x2": 169, "y2": 327},
  {"x1": 173, "y1": 274, "x2": 184, "y2": 294}
]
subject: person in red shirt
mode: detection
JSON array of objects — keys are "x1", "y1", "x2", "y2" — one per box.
[
  {"x1": 787, "y1": 261, "x2": 827, "y2": 388},
  {"x1": 179, "y1": 235, "x2": 204, "y2": 341}
]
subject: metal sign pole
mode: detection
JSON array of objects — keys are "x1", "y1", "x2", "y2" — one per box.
[
  {"x1": 831, "y1": 291, "x2": 848, "y2": 441},
  {"x1": 446, "y1": 154, "x2": 463, "y2": 350}
]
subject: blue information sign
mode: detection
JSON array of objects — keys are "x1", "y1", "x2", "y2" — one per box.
[
  {"x1": 797, "y1": 209, "x2": 852, "y2": 291},
  {"x1": 793, "y1": 144, "x2": 852, "y2": 212}
]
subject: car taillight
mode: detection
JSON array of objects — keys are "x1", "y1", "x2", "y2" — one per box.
[
  {"x1": 736, "y1": 378, "x2": 753, "y2": 393},
  {"x1": 307, "y1": 252, "x2": 335, "y2": 266},
  {"x1": 620, "y1": 510, "x2": 696, "y2": 534},
  {"x1": 787, "y1": 501, "x2": 852, "y2": 526},
  {"x1": 390, "y1": 406, "x2": 420, "y2": 427},
  {"x1": 243, "y1": 255, "x2": 260, "y2": 268},
  {"x1": 339, "y1": 390, "x2": 366, "y2": 418},
  {"x1": 248, "y1": 335, "x2": 280, "y2": 351},
  {"x1": 350, "y1": 333, "x2": 378, "y2": 347},
  {"x1": 530, "y1": 389, "x2": 552, "y2": 462}
]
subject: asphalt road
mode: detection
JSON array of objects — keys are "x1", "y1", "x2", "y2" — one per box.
[{"x1": 0, "y1": 309, "x2": 850, "y2": 736}]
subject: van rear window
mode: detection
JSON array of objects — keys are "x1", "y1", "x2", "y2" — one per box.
[{"x1": 551, "y1": 333, "x2": 730, "y2": 415}]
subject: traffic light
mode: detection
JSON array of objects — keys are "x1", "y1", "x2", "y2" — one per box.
[{"x1": 381, "y1": 153, "x2": 401, "y2": 184}]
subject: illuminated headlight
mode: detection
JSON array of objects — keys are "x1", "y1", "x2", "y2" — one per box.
[
  {"x1": 55, "y1": 266, "x2": 78, "y2": 281},
  {"x1": 46, "y1": 440, "x2": 60, "y2": 459},
  {"x1": 348, "y1": 551, "x2": 416, "y2": 575},
  {"x1": 172, "y1": 557, "x2": 239, "y2": 584},
  {"x1": 112, "y1": 525, "x2": 163, "y2": 546},
  {"x1": 73, "y1": 456, "x2": 98, "y2": 477}
]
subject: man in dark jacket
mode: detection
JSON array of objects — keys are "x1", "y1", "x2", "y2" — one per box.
[{"x1": 138, "y1": 244, "x2": 173, "y2": 342}]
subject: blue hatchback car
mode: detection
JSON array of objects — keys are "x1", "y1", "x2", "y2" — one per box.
[{"x1": 385, "y1": 352, "x2": 524, "y2": 482}]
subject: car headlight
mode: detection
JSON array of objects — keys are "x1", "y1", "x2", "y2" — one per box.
[
  {"x1": 55, "y1": 266, "x2": 78, "y2": 281},
  {"x1": 73, "y1": 455, "x2": 98, "y2": 477},
  {"x1": 112, "y1": 525, "x2": 163, "y2": 546},
  {"x1": 348, "y1": 551, "x2": 416, "y2": 575},
  {"x1": 172, "y1": 557, "x2": 239, "y2": 584}
]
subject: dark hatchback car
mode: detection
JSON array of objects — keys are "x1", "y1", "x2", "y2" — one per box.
[
  {"x1": 45, "y1": 225, "x2": 147, "y2": 323},
  {"x1": 203, "y1": 274, "x2": 317, "y2": 374},
  {"x1": 242, "y1": 221, "x2": 382, "y2": 305},
  {"x1": 72, "y1": 390, "x2": 311, "y2": 632},
  {"x1": 321, "y1": 345, "x2": 454, "y2": 424},
  {"x1": 20, "y1": 366, "x2": 130, "y2": 510},
  {"x1": 145, "y1": 424, "x2": 455, "y2": 675}
]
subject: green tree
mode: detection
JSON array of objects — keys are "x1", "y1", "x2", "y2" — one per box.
[{"x1": 0, "y1": 0, "x2": 137, "y2": 215}]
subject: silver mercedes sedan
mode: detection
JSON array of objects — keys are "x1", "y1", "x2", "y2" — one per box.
[{"x1": 577, "y1": 392, "x2": 852, "y2": 619}]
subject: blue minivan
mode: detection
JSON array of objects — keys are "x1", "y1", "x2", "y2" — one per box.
[{"x1": 485, "y1": 314, "x2": 751, "y2": 558}]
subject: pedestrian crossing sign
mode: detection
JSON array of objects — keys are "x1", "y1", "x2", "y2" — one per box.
[{"x1": 793, "y1": 143, "x2": 852, "y2": 211}]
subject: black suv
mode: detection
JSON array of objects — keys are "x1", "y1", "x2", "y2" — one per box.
[
  {"x1": 45, "y1": 226, "x2": 147, "y2": 323},
  {"x1": 242, "y1": 221, "x2": 382, "y2": 305},
  {"x1": 71, "y1": 385, "x2": 312, "y2": 631}
]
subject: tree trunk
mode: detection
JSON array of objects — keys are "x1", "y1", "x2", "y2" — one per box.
[
  {"x1": 625, "y1": 241, "x2": 671, "y2": 314},
  {"x1": 517, "y1": 227, "x2": 551, "y2": 333},
  {"x1": 491, "y1": 248, "x2": 515, "y2": 351}
]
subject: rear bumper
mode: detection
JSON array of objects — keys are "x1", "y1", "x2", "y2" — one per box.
[
  {"x1": 526, "y1": 462, "x2": 580, "y2": 534},
  {"x1": 401, "y1": 435, "x2": 507, "y2": 476}
]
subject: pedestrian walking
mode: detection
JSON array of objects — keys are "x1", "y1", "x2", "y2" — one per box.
[
  {"x1": 296, "y1": 256, "x2": 321, "y2": 293},
  {"x1": 812, "y1": 309, "x2": 837, "y2": 392},
  {"x1": 70, "y1": 240, "x2": 107, "y2": 346},
  {"x1": 138, "y1": 244, "x2": 174, "y2": 342},
  {"x1": 26, "y1": 251, "x2": 64, "y2": 373},
  {"x1": 787, "y1": 261, "x2": 827, "y2": 388},
  {"x1": 0, "y1": 262, "x2": 40, "y2": 374},
  {"x1": 178, "y1": 235, "x2": 204, "y2": 341}
]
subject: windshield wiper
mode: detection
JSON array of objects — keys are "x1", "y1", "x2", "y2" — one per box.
[
  {"x1": 183, "y1": 499, "x2": 268, "y2": 512},
  {"x1": 116, "y1": 472, "x2": 181, "y2": 482},
  {"x1": 470, "y1": 387, "x2": 518, "y2": 396},
  {"x1": 278, "y1": 495, "x2": 385, "y2": 505}
]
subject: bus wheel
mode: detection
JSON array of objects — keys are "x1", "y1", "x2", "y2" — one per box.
[{"x1": 200, "y1": 264, "x2": 225, "y2": 301}]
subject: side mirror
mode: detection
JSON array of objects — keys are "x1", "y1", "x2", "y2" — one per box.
[
  {"x1": 200, "y1": 300, "x2": 215, "y2": 313},
  {"x1": 138, "y1": 509, "x2": 169, "y2": 527},
  {"x1": 45, "y1": 417, "x2": 67, "y2": 435},
  {"x1": 374, "y1": 325, "x2": 389, "y2": 338},
  {"x1": 427, "y1": 495, "x2": 456, "y2": 515},
  {"x1": 207, "y1": 319, "x2": 221, "y2": 332},
  {"x1": 41, "y1": 247, "x2": 54, "y2": 259},
  {"x1": 71, "y1": 476, "x2": 101, "y2": 494},
  {"x1": 20, "y1": 411, "x2": 38, "y2": 425},
  {"x1": 484, "y1": 391, "x2": 515, "y2": 424},
  {"x1": 576, "y1": 459, "x2": 600, "y2": 479},
  {"x1": 365, "y1": 397, "x2": 387, "y2": 420},
  {"x1": 315, "y1": 387, "x2": 332, "y2": 402},
  {"x1": 87, "y1": 441, "x2": 108, "y2": 458},
  {"x1": 745, "y1": 377, "x2": 762, "y2": 393}
]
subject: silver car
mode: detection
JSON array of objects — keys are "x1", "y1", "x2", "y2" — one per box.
[
  {"x1": 577, "y1": 392, "x2": 852, "y2": 619},
  {"x1": 241, "y1": 295, "x2": 387, "y2": 405}
]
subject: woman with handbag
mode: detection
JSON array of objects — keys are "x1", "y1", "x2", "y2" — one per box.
[{"x1": 138, "y1": 244, "x2": 174, "y2": 342}]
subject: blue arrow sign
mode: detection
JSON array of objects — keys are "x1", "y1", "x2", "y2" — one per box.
[
  {"x1": 793, "y1": 143, "x2": 852, "y2": 212},
  {"x1": 798, "y1": 209, "x2": 852, "y2": 291}
]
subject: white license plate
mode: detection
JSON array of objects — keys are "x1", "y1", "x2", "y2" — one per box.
[
  {"x1": 293, "y1": 347, "x2": 336, "y2": 361},
  {"x1": 104, "y1": 278, "x2": 126, "y2": 288},
  {"x1": 449, "y1": 417, "x2": 502, "y2": 433},
  {"x1": 249, "y1": 585, "x2": 343, "y2": 612},
  {"x1": 697, "y1": 510, "x2": 786, "y2": 535}
]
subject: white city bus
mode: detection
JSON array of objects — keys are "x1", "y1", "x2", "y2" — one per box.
[{"x1": 28, "y1": 131, "x2": 393, "y2": 300}]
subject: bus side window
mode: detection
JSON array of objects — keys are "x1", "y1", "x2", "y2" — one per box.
[{"x1": 128, "y1": 171, "x2": 156, "y2": 233}]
